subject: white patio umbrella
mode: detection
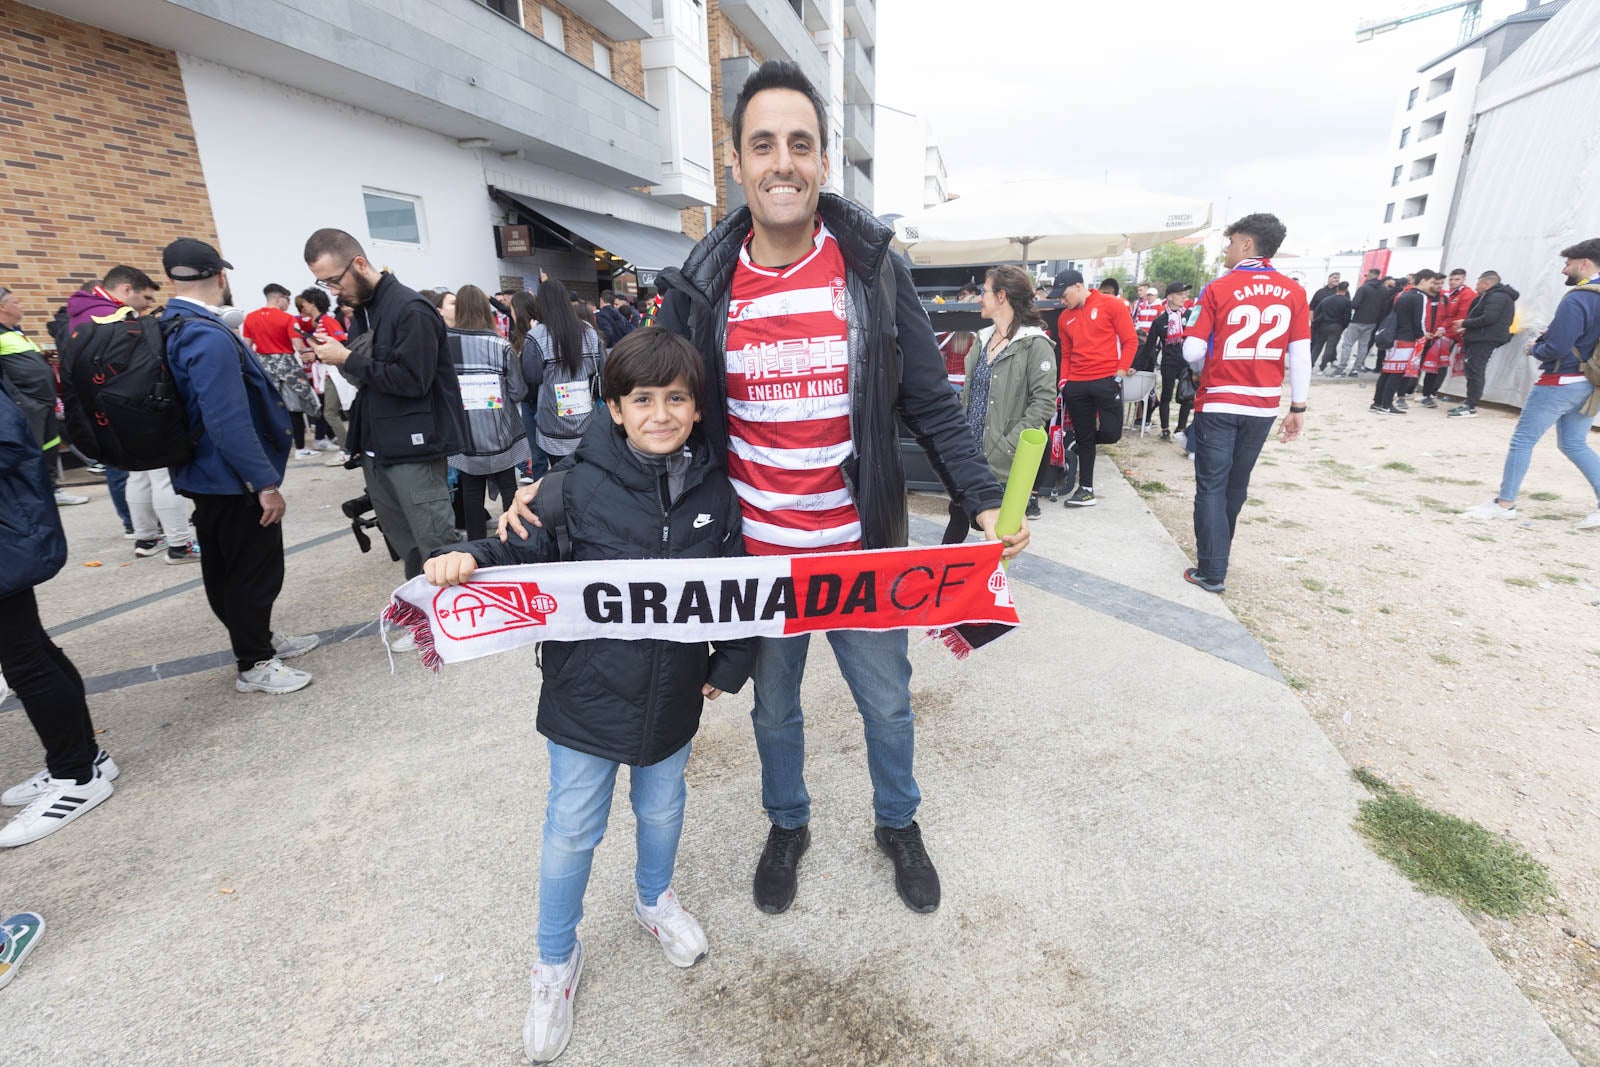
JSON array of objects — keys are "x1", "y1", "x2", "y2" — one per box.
[{"x1": 891, "y1": 178, "x2": 1213, "y2": 266}]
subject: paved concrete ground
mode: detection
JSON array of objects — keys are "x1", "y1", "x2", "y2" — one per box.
[{"x1": 1, "y1": 455, "x2": 1576, "y2": 1065}]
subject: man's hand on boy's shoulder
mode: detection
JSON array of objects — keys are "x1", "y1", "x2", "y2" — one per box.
[
  {"x1": 424, "y1": 551, "x2": 478, "y2": 587},
  {"x1": 498, "y1": 481, "x2": 544, "y2": 541}
]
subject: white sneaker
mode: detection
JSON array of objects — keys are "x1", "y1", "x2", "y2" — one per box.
[
  {"x1": 3, "y1": 750, "x2": 118, "y2": 807},
  {"x1": 523, "y1": 941, "x2": 583, "y2": 1063},
  {"x1": 1172, "y1": 430, "x2": 1186, "y2": 449},
  {"x1": 1577, "y1": 508, "x2": 1600, "y2": 531},
  {"x1": 54, "y1": 488, "x2": 89, "y2": 506},
  {"x1": 0, "y1": 770, "x2": 113, "y2": 848},
  {"x1": 324, "y1": 451, "x2": 350, "y2": 468},
  {"x1": 633, "y1": 887, "x2": 708, "y2": 968},
  {"x1": 387, "y1": 629, "x2": 417, "y2": 654},
  {"x1": 1462, "y1": 498, "x2": 1518, "y2": 521},
  {"x1": 272, "y1": 632, "x2": 320, "y2": 660},
  {"x1": 314, "y1": 438, "x2": 341, "y2": 452},
  {"x1": 235, "y1": 658, "x2": 312, "y2": 695},
  {"x1": 294, "y1": 448, "x2": 318, "y2": 459}
]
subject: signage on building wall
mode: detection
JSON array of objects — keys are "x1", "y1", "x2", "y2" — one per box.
[
  {"x1": 636, "y1": 269, "x2": 658, "y2": 289},
  {"x1": 497, "y1": 224, "x2": 533, "y2": 257},
  {"x1": 612, "y1": 270, "x2": 638, "y2": 298}
]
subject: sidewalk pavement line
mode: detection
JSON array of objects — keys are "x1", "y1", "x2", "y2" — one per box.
[
  {"x1": 0, "y1": 622, "x2": 380, "y2": 714},
  {"x1": 906, "y1": 514, "x2": 1283, "y2": 682},
  {"x1": 46, "y1": 528, "x2": 351, "y2": 638}
]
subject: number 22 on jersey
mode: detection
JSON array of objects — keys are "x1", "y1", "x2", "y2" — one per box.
[{"x1": 1219, "y1": 305, "x2": 1291, "y2": 361}]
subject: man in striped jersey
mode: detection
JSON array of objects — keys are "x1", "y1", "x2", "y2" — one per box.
[{"x1": 654, "y1": 61, "x2": 1023, "y2": 916}]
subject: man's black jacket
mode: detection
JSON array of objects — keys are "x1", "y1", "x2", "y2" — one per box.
[
  {"x1": 344, "y1": 272, "x2": 466, "y2": 464},
  {"x1": 596, "y1": 304, "x2": 632, "y2": 347},
  {"x1": 1461, "y1": 283, "x2": 1520, "y2": 347},
  {"x1": 655, "y1": 193, "x2": 1003, "y2": 549},
  {"x1": 1350, "y1": 278, "x2": 1388, "y2": 325},
  {"x1": 1312, "y1": 293, "x2": 1353, "y2": 331}
]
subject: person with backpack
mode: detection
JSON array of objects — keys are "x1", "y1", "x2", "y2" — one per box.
[
  {"x1": 424, "y1": 329, "x2": 754, "y2": 1063},
  {"x1": 445, "y1": 285, "x2": 529, "y2": 540},
  {"x1": 161, "y1": 238, "x2": 320, "y2": 695},
  {"x1": 523, "y1": 278, "x2": 604, "y2": 471},
  {"x1": 0, "y1": 379, "x2": 117, "y2": 848},
  {"x1": 1464, "y1": 239, "x2": 1600, "y2": 530},
  {"x1": 0, "y1": 287, "x2": 88, "y2": 507}
]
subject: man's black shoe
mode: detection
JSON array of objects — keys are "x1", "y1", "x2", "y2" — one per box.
[
  {"x1": 1183, "y1": 566, "x2": 1224, "y2": 594},
  {"x1": 1025, "y1": 494, "x2": 1042, "y2": 520},
  {"x1": 874, "y1": 821, "x2": 940, "y2": 913},
  {"x1": 753, "y1": 823, "x2": 810, "y2": 914}
]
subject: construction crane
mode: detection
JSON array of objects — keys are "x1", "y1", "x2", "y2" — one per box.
[{"x1": 1355, "y1": 0, "x2": 1483, "y2": 43}]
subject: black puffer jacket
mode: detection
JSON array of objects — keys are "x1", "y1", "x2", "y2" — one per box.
[
  {"x1": 1462, "y1": 284, "x2": 1520, "y2": 347},
  {"x1": 344, "y1": 272, "x2": 466, "y2": 464},
  {"x1": 1350, "y1": 278, "x2": 1389, "y2": 325},
  {"x1": 0, "y1": 380, "x2": 67, "y2": 598},
  {"x1": 655, "y1": 193, "x2": 1003, "y2": 549},
  {"x1": 437, "y1": 418, "x2": 754, "y2": 766}
]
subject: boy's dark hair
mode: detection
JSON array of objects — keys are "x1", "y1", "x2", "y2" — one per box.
[
  {"x1": 101, "y1": 265, "x2": 159, "y2": 292},
  {"x1": 1223, "y1": 213, "x2": 1287, "y2": 259},
  {"x1": 730, "y1": 60, "x2": 828, "y2": 157},
  {"x1": 602, "y1": 327, "x2": 703, "y2": 404},
  {"x1": 1335, "y1": 282, "x2": 1349, "y2": 292},
  {"x1": 263, "y1": 283, "x2": 291, "y2": 299},
  {"x1": 296, "y1": 286, "x2": 330, "y2": 314},
  {"x1": 1560, "y1": 238, "x2": 1600, "y2": 263}
]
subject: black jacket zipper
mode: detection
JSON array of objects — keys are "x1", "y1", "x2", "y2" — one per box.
[{"x1": 638, "y1": 468, "x2": 673, "y2": 765}]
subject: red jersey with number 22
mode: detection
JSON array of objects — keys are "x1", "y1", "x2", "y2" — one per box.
[{"x1": 1186, "y1": 259, "x2": 1310, "y2": 417}]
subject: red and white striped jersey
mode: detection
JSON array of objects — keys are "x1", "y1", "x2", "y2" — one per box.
[
  {"x1": 725, "y1": 222, "x2": 861, "y2": 556},
  {"x1": 1186, "y1": 260, "x2": 1310, "y2": 417},
  {"x1": 1133, "y1": 298, "x2": 1163, "y2": 333}
]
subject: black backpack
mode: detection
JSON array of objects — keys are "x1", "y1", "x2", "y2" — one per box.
[{"x1": 59, "y1": 311, "x2": 201, "y2": 471}]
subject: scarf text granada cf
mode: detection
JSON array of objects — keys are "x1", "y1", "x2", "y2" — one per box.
[{"x1": 383, "y1": 542, "x2": 1020, "y2": 672}]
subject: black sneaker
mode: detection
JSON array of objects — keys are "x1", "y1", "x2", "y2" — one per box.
[
  {"x1": 1368, "y1": 404, "x2": 1391, "y2": 415},
  {"x1": 1183, "y1": 566, "x2": 1224, "y2": 594},
  {"x1": 1419, "y1": 396, "x2": 1437, "y2": 409},
  {"x1": 133, "y1": 537, "x2": 165, "y2": 557},
  {"x1": 1393, "y1": 398, "x2": 1409, "y2": 412},
  {"x1": 1048, "y1": 487, "x2": 1060, "y2": 502},
  {"x1": 753, "y1": 823, "x2": 810, "y2": 914},
  {"x1": 1160, "y1": 429, "x2": 1171, "y2": 441},
  {"x1": 1025, "y1": 495, "x2": 1041, "y2": 520},
  {"x1": 1447, "y1": 405, "x2": 1478, "y2": 418},
  {"x1": 874, "y1": 822, "x2": 940, "y2": 913},
  {"x1": 1387, "y1": 404, "x2": 1407, "y2": 415},
  {"x1": 1063, "y1": 487, "x2": 1096, "y2": 507}
]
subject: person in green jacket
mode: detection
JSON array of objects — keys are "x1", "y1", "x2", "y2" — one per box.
[{"x1": 962, "y1": 265, "x2": 1059, "y2": 518}]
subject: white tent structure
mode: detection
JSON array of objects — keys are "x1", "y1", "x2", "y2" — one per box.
[
  {"x1": 890, "y1": 178, "x2": 1212, "y2": 266},
  {"x1": 1442, "y1": 0, "x2": 1600, "y2": 419}
]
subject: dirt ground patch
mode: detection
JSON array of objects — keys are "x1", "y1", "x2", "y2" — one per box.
[{"x1": 1106, "y1": 375, "x2": 1600, "y2": 1063}]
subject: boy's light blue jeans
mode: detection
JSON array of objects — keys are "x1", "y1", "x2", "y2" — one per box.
[
  {"x1": 537, "y1": 739, "x2": 692, "y2": 966},
  {"x1": 1497, "y1": 380, "x2": 1600, "y2": 504}
]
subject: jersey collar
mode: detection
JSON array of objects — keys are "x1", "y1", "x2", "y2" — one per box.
[{"x1": 738, "y1": 217, "x2": 830, "y2": 279}]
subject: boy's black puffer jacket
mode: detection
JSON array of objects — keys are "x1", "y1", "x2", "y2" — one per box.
[{"x1": 438, "y1": 418, "x2": 754, "y2": 766}]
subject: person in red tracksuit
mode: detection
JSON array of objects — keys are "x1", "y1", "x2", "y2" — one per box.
[
  {"x1": 1050, "y1": 268, "x2": 1137, "y2": 507},
  {"x1": 1422, "y1": 268, "x2": 1475, "y2": 406}
]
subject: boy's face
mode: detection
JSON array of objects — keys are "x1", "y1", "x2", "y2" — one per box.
[{"x1": 607, "y1": 376, "x2": 700, "y2": 455}]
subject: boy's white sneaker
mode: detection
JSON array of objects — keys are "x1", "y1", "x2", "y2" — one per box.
[
  {"x1": 0, "y1": 771, "x2": 113, "y2": 848},
  {"x1": 633, "y1": 887, "x2": 708, "y2": 968},
  {"x1": 236, "y1": 658, "x2": 312, "y2": 695},
  {"x1": 1577, "y1": 508, "x2": 1600, "y2": 531},
  {"x1": 3, "y1": 749, "x2": 118, "y2": 807},
  {"x1": 523, "y1": 940, "x2": 583, "y2": 1064},
  {"x1": 1462, "y1": 498, "x2": 1517, "y2": 521}
]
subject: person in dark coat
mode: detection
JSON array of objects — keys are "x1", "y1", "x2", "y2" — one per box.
[
  {"x1": 1336, "y1": 269, "x2": 1387, "y2": 375},
  {"x1": 425, "y1": 328, "x2": 753, "y2": 1063},
  {"x1": 1448, "y1": 271, "x2": 1520, "y2": 417},
  {"x1": 1314, "y1": 282, "x2": 1353, "y2": 373},
  {"x1": 1308, "y1": 272, "x2": 1341, "y2": 315}
]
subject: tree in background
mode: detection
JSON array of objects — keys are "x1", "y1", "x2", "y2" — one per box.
[
  {"x1": 1097, "y1": 265, "x2": 1132, "y2": 291},
  {"x1": 1142, "y1": 242, "x2": 1212, "y2": 292}
]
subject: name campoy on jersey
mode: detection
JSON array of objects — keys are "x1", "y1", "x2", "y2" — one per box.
[{"x1": 1186, "y1": 260, "x2": 1311, "y2": 417}]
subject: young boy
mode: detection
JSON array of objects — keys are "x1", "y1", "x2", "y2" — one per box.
[{"x1": 424, "y1": 328, "x2": 753, "y2": 1064}]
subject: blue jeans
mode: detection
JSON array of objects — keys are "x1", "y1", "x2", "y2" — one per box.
[
  {"x1": 1497, "y1": 381, "x2": 1600, "y2": 505},
  {"x1": 750, "y1": 628, "x2": 919, "y2": 830},
  {"x1": 537, "y1": 739, "x2": 691, "y2": 966},
  {"x1": 520, "y1": 402, "x2": 549, "y2": 480},
  {"x1": 1191, "y1": 410, "x2": 1275, "y2": 583},
  {"x1": 105, "y1": 466, "x2": 131, "y2": 528}
]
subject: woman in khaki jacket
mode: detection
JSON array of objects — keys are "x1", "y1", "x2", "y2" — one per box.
[{"x1": 962, "y1": 265, "x2": 1059, "y2": 518}]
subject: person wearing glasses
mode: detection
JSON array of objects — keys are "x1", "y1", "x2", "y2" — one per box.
[{"x1": 300, "y1": 229, "x2": 465, "y2": 604}]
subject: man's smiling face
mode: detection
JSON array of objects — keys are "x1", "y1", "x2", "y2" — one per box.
[{"x1": 732, "y1": 87, "x2": 829, "y2": 239}]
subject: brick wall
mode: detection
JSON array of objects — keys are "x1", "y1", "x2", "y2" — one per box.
[
  {"x1": 0, "y1": 0, "x2": 218, "y2": 312},
  {"x1": 520, "y1": 0, "x2": 645, "y2": 99}
]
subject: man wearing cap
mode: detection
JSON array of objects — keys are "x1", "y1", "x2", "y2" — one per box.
[
  {"x1": 1133, "y1": 281, "x2": 1196, "y2": 441},
  {"x1": 1050, "y1": 269, "x2": 1137, "y2": 506},
  {"x1": 161, "y1": 238, "x2": 319, "y2": 695}
]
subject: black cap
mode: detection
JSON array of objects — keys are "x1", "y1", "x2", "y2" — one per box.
[
  {"x1": 162, "y1": 238, "x2": 233, "y2": 281},
  {"x1": 1047, "y1": 269, "x2": 1085, "y2": 299},
  {"x1": 1165, "y1": 281, "x2": 1191, "y2": 295}
]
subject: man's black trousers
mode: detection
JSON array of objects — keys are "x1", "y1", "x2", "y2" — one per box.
[
  {"x1": 189, "y1": 493, "x2": 284, "y2": 672},
  {"x1": 1060, "y1": 377, "x2": 1124, "y2": 490},
  {"x1": 0, "y1": 587, "x2": 97, "y2": 782}
]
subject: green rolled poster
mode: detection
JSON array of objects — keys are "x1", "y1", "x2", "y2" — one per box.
[{"x1": 996, "y1": 427, "x2": 1047, "y2": 545}]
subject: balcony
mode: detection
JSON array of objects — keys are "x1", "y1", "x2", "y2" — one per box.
[
  {"x1": 844, "y1": 103, "x2": 874, "y2": 162},
  {"x1": 844, "y1": 163, "x2": 874, "y2": 211},
  {"x1": 843, "y1": 0, "x2": 876, "y2": 49},
  {"x1": 721, "y1": 56, "x2": 760, "y2": 120},
  {"x1": 555, "y1": 0, "x2": 654, "y2": 40},
  {"x1": 28, "y1": 0, "x2": 664, "y2": 188},
  {"x1": 844, "y1": 37, "x2": 875, "y2": 102},
  {"x1": 719, "y1": 0, "x2": 828, "y2": 93}
]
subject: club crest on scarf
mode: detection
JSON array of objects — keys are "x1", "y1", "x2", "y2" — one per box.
[{"x1": 435, "y1": 581, "x2": 558, "y2": 641}]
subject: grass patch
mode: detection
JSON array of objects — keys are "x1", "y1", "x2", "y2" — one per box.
[
  {"x1": 1377, "y1": 606, "x2": 1393, "y2": 615},
  {"x1": 1317, "y1": 458, "x2": 1360, "y2": 477},
  {"x1": 1331, "y1": 605, "x2": 1352, "y2": 615},
  {"x1": 1431, "y1": 653, "x2": 1459, "y2": 666},
  {"x1": 1351, "y1": 771, "x2": 1554, "y2": 918},
  {"x1": 1504, "y1": 576, "x2": 1537, "y2": 588},
  {"x1": 1446, "y1": 606, "x2": 1466, "y2": 618},
  {"x1": 1531, "y1": 512, "x2": 1583, "y2": 521},
  {"x1": 1545, "y1": 573, "x2": 1578, "y2": 585},
  {"x1": 1130, "y1": 479, "x2": 1170, "y2": 494},
  {"x1": 1244, "y1": 497, "x2": 1264, "y2": 507},
  {"x1": 1301, "y1": 577, "x2": 1327, "y2": 593},
  {"x1": 1434, "y1": 476, "x2": 1481, "y2": 487},
  {"x1": 1356, "y1": 493, "x2": 1402, "y2": 508},
  {"x1": 1526, "y1": 490, "x2": 1560, "y2": 501},
  {"x1": 1269, "y1": 482, "x2": 1307, "y2": 491},
  {"x1": 1469, "y1": 533, "x2": 1496, "y2": 543},
  {"x1": 1416, "y1": 496, "x2": 1457, "y2": 514},
  {"x1": 1383, "y1": 461, "x2": 1416, "y2": 473},
  {"x1": 1274, "y1": 518, "x2": 1308, "y2": 530},
  {"x1": 1284, "y1": 672, "x2": 1310, "y2": 691}
]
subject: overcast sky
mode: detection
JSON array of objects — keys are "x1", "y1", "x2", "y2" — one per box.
[{"x1": 874, "y1": 0, "x2": 1530, "y2": 257}]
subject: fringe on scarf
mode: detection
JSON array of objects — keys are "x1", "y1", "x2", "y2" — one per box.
[
  {"x1": 931, "y1": 626, "x2": 974, "y2": 660},
  {"x1": 383, "y1": 596, "x2": 443, "y2": 673}
]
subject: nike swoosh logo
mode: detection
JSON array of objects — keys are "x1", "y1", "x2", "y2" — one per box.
[{"x1": 692, "y1": 514, "x2": 713, "y2": 528}]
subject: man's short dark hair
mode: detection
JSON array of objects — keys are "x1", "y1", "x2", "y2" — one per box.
[
  {"x1": 303, "y1": 228, "x2": 365, "y2": 265},
  {"x1": 1098, "y1": 277, "x2": 1120, "y2": 296},
  {"x1": 730, "y1": 59, "x2": 828, "y2": 156},
  {"x1": 101, "y1": 265, "x2": 159, "y2": 292},
  {"x1": 1480, "y1": 270, "x2": 1501, "y2": 284},
  {"x1": 1560, "y1": 238, "x2": 1600, "y2": 263},
  {"x1": 296, "y1": 287, "x2": 330, "y2": 315},
  {"x1": 599, "y1": 290, "x2": 615, "y2": 303},
  {"x1": 1366, "y1": 268, "x2": 1381, "y2": 278},
  {"x1": 1335, "y1": 282, "x2": 1349, "y2": 292},
  {"x1": 601, "y1": 326, "x2": 703, "y2": 403},
  {"x1": 1412, "y1": 269, "x2": 1438, "y2": 282},
  {"x1": 1223, "y1": 213, "x2": 1287, "y2": 259},
  {"x1": 263, "y1": 283, "x2": 291, "y2": 299},
  {"x1": 1448, "y1": 268, "x2": 1466, "y2": 277}
]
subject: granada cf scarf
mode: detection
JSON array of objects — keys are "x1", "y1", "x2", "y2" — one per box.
[{"x1": 383, "y1": 542, "x2": 1020, "y2": 672}]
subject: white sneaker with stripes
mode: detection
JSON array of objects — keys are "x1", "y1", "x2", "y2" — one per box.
[
  {"x1": 633, "y1": 887, "x2": 708, "y2": 968},
  {"x1": 0, "y1": 770, "x2": 114, "y2": 848},
  {"x1": 2, "y1": 749, "x2": 118, "y2": 806}
]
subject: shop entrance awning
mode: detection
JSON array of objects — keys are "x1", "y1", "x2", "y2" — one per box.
[{"x1": 494, "y1": 189, "x2": 696, "y2": 273}]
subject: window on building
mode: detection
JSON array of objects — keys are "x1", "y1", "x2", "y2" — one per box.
[
  {"x1": 1398, "y1": 127, "x2": 1410, "y2": 149},
  {"x1": 1391, "y1": 165, "x2": 1402, "y2": 187},
  {"x1": 476, "y1": 0, "x2": 521, "y2": 21},
  {"x1": 592, "y1": 40, "x2": 612, "y2": 79},
  {"x1": 363, "y1": 190, "x2": 422, "y2": 245},
  {"x1": 1384, "y1": 202, "x2": 1395, "y2": 224},
  {"x1": 541, "y1": 5, "x2": 565, "y2": 50},
  {"x1": 1410, "y1": 155, "x2": 1436, "y2": 180},
  {"x1": 1406, "y1": 87, "x2": 1418, "y2": 110},
  {"x1": 1397, "y1": 234, "x2": 1420, "y2": 248},
  {"x1": 1401, "y1": 195, "x2": 1428, "y2": 219},
  {"x1": 1378, "y1": 238, "x2": 1388, "y2": 249},
  {"x1": 1426, "y1": 69, "x2": 1454, "y2": 100},
  {"x1": 1419, "y1": 112, "x2": 1445, "y2": 140}
]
